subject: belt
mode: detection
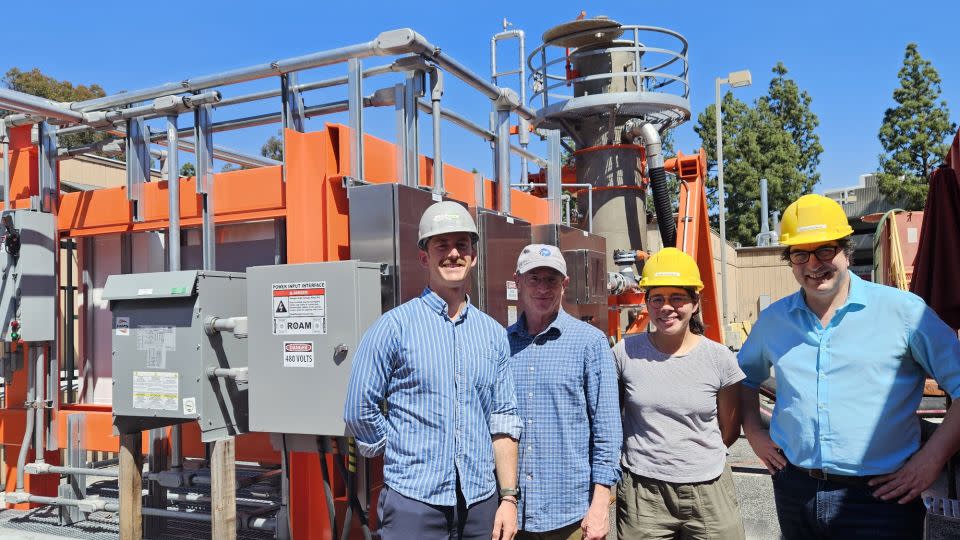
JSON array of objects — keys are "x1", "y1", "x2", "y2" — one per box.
[{"x1": 788, "y1": 462, "x2": 877, "y2": 487}]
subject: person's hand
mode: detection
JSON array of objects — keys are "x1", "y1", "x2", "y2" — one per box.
[
  {"x1": 580, "y1": 500, "x2": 609, "y2": 540},
  {"x1": 492, "y1": 498, "x2": 518, "y2": 540},
  {"x1": 869, "y1": 450, "x2": 944, "y2": 503},
  {"x1": 744, "y1": 429, "x2": 786, "y2": 475}
]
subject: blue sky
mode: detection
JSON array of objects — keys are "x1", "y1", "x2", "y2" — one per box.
[{"x1": 6, "y1": 0, "x2": 960, "y2": 193}]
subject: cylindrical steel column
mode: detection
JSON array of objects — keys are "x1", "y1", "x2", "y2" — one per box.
[{"x1": 495, "y1": 109, "x2": 511, "y2": 214}]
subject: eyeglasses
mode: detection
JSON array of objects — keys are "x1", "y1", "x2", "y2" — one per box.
[
  {"x1": 647, "y1": 294, "x2": 693, "y2": 308},
  {"x1": 523, "y1": 273, "x2": 563, "y2": 288},
  {"x1": 788, "y1": 245, "x2": 841, "y2": 265}
]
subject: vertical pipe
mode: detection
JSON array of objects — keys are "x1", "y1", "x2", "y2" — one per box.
[
  {"x1": 404, "y1": 72, "x2": 421, "y2": 187},
  {"x1": 759, "y1": 178, "x2": 770, "y2": 236},
  {"x1": 393, "y1": 83, "x2": 408, "y2": 186},
  {"x1": 517, "y1": 31, "x2": 529, "y2": 186},
  {"x1": 587, "y1": 187, "x2": 593, "y2": 233},
  {"x1": 495, "y1": 109, "x2": 511, "y2": 214},
  {"x1": 35, "y1": 346, "x2": 45, "y2": 464},
  {"x1": 429, "y1": 69, "x2": 444, "y2": 196},
  {"x1": 65, "y1": 240, "x2": 75, "y2": 404},
  {"x1": 473, "y1": 172, "x2": 485, "y2": 209},
  {"x1": 546, "y1": 130, "x2": 562, "y2": 224},
  {"x1": 1, "y1": 121, "x2": 10, "y2": 210},
  {"x1": 715, "y1": 78, "x2": 730, "y2": 333},
  {"x1": 348, "y1": 59, "x2": 365, "y2": 180},
  {"x1": 16, "y1": 346, "x2": 36, "y2": 491}
]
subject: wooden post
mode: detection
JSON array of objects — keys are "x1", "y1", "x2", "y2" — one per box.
[
  {"x1": 211, "y1": 437, "x2": 236, "y2": 540},
  {"x1": 119, "y1": 432, "x2": 143, "y2": 540}
]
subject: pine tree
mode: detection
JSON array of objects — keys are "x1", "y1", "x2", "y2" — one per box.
[{"x1": 877, "y1": 43, "x2": 955, "y2": 210}]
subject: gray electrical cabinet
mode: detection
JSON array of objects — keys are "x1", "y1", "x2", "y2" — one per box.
[
  {"x1": 0, "y1": 210, "x2": 57, "y2": 342},
  {"x1": 470, "y1": 209, "x2": 531, "y2": 328},
  {"x1": 103, "y1": 271, "x2": 248, "y2": 442},
  {"x1": 246, "y1": 261, "x2": 381, "y2": 436}
]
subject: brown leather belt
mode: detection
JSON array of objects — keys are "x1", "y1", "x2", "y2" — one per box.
[{"x1": 789, "y1": 462, "x2": 877, "y2": 487}]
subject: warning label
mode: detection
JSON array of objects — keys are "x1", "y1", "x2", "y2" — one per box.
[
  {"x1": 136, "y1": 326, "x2": 176, "y2": 369},
  {"x1": 132, "y1": 371, "x2": 179, "y2": 411},
  {"x1": 115, "y1": 317, "x2": 130, "y2": 336},
  {"x1": 272, "y1": 281, "x2": 327, "y2": 335},
  {"x1": 283, "y1": 341, "x2": 315, "y2": 368}
]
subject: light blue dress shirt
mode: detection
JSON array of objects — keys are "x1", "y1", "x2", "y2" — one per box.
[
  {"x1": 739, "y1": 271, "x2": 960, "y2": 476},
  {"x1": 343, "y1": 288, "x2": 522, "y2": 506},
  {"x1": 507, "y1": 309, "x2": 622, "y2": 532}
]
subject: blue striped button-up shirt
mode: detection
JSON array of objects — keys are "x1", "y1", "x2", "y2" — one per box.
[
  {"x1": 739, "y1": 272, "x2": 960, "y2": 476},
  {"x1": 343, "y1": 288, "x2": 522, "y2": 506},
  {"x1": 507, "y1": 309, "x2": 622, "y2": 532}
]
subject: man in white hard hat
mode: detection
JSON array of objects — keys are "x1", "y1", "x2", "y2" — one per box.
[
  {"x1": 507, "y1": 244, "x2": 621, "y2": 540},
  {"x1": 739, "y1": 194, "x2": 960, "y2": 539},
  {"x1": 345, "y1": 201, "x2": 521, "y2": 540}
]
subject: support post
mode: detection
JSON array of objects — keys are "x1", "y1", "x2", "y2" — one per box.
[
  {"x1": 348, "y1": 58, "x2": 365, "y2": 179},
  {"x1": 403, "y1": 71, "x2": 422, "y2": 187},
  {"x1": 546, "y1": 129, "x2": 562, "y2": 224},
  {"x1": 393, "y1": 83, "x2": 408, "y2": 185},
  {"x1": 429, "y1": 68, "x2": 444, "y2": 196},
  {"x1": 211, "y1": 437, "x2": 237, "y2": 540},
  {"x1": 119, "y1": 432, "x2": 143, "y2": 540},
  {"x1": 194, "y1": 104, "x2": 216, "y2": 271},
  {"x1": 494, "y1": 109, "x2": 511, "y2": 214}
]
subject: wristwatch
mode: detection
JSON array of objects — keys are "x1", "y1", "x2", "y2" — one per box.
[{"x1": 499, "y1": 487, "x2": 520, "y2": 498}]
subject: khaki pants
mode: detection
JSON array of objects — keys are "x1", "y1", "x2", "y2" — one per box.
[
  {"x1": 516, "y1": 521, "x2": 582, "y2": 540},
  {"x1": 617, "y1": 464, "x2": 744, "y2": 540}
]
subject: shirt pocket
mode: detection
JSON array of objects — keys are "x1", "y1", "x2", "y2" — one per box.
[{"x1": 470, "y1": 349, "x2": 498, "y2": 390}]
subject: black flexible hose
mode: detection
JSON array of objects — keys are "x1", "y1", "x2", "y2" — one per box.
[{"x1": 648, "y1": 166, "x2": 676, "y2": 247}]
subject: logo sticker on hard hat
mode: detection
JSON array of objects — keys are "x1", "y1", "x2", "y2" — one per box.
[{"x1": 539, "y1": 248, "x2": 551, "y2": 256}]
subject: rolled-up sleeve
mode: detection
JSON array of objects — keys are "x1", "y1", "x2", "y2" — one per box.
[
  {"x1": 585, "y1": 335, "x2": 623, "y2": 486},
  {"x1": 489, "y1": 334, "x2": 522, "y2": 439},
  {"x1": 343, "y1": 314, "x2": 397, "y2": 457}
]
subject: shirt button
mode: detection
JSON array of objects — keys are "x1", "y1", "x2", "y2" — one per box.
[
  {"x1": 529, "y1": 367, "x2": 535, "y2": 372},
  {"x1": 527, "y1": 392, "x2": 533, "y2": 398},
  {"x1": 819, "y1": 373, "x2": 825, "y2": 380},
  {"x1": 819, "y1": 404, "x2": 825, "y2": 409},
  {"x1": 527, "y1": 446, "x2": 532, "y2": 451},
  {"x1": 527, "y1": 419, "x2": 533, "y2": 425},
  {"x1": 526, "y1": 474, "x2": 533, "y2": 480}
]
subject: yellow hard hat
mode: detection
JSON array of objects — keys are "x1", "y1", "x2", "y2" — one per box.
[
  {"x1": 639, "y1": 248, "x2": 704, "y2": 292},
  {"x1": 779, "y1": 194, "x2": 853, "y2": 246}
]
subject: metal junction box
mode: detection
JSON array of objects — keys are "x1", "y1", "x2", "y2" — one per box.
[
  {"x1": 533, "y1": 224, "x2": 608, "y2": 331},
  {"x1": 470, "y1": 209, "x2": 531, "y2": 328},
  {"x1": 246, "y1": 261, "x2": 381, "y2": 436},
  {"x1": 348, "y1": 183, "x2": 444, "y2": 311},
  {"x1": 0, "y1": 210, "x2": 57, "y2": 342},
  {"x1": 103, "y1": 271, "x2": 248, "y2": 442}
]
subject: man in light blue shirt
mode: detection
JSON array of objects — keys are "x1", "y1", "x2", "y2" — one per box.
[
  {"x1": 739, "y1": 194, "x2": 960, "y2": 539},
  {"x1": 507, "y1": 244, "x2": 621, "y2": 540},
  {"x1": 344, "y1": 201, "x2": 521, "y2": 540}
]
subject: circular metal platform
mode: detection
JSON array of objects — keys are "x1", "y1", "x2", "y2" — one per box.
[{"x1": 533, "y1": 91, "x2": 690, "y2": 131}]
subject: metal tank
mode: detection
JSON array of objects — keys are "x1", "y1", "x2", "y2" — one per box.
[{"x1": 528, "y1": 17, "x2": 691, "y2": 272}]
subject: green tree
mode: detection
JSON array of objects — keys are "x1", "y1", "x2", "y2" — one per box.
[
  {"x1": 2, "y1": 68, "x2": 108, "y2": 150},
  {"x1": 877, "y1": 43, "x2": 955, "y2": 210},
  {"x1": 261, "y1": 131, "x2": 283, "y2": 161},
  {"x1": 180, "y1": 162, "x2": 196, "y2": 177},
  {"x1": 694, "y1": 64, "x2": 821, "y2": 246}
]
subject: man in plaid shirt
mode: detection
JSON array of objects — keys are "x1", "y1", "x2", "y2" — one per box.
[{"x1": 506, "y1": 244, "x2": 621, "y2": 540}]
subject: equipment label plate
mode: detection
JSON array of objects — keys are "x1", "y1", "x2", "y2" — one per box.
[
  {"x1": 283, "y1": 341, "x2": 315, "y2": 368},
  {"x1": 272, "y1": 281, "x2": 327, "y2": 335},
  {"x1": 136, "y1": 326, "x2": 176, "y2": 369},
  {"x1": 132, "y1": 371, "x2": 179, "y2": 411}
]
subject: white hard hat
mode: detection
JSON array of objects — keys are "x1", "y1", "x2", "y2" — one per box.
[{"x1": 417, "y1": 201, "x2": 479, "y2": 249}]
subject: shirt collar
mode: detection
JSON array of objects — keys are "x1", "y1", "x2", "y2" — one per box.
[
  {"x1": 508, "y1": 307, "x2": 569, "y2": 338},
  {"x1": 787, "y1": 270, "x2": 867, "y2": 313},
  {"x1": 419, "y1": 287, "x2": 471, "y2": 320}
]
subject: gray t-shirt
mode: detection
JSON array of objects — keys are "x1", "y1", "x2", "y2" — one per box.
[{"x1": 614, "y1": 334, "x2": 745, "y2": 483}]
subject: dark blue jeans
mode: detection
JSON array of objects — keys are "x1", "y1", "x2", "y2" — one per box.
[
  {"x1": 772, "y1": 462, "x2": 925, "y2": 539},
  {"x1": 377, "y1": 484, "x2": 499, "y2": 540}
]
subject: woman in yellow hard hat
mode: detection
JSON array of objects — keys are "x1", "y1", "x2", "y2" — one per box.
[{"x1": 613, "y1": 248, "x2": 746, "y2": 539}]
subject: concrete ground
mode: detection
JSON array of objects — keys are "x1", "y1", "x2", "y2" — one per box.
[{"x1": 0, "y1": 439, "x2": 780, "y2": 540}]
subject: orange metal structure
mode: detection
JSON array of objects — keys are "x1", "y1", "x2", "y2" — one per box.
[
  {"x1": 0, "y1": 121, "x2": 550, "y2": 538},
  {"x1": 612, "y1": 149, "x2": 722, "y2": 345}
]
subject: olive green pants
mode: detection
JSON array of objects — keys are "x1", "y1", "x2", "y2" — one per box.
[{"x1": 617, "y1": 465, "x2": 745, "y2": 540}]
